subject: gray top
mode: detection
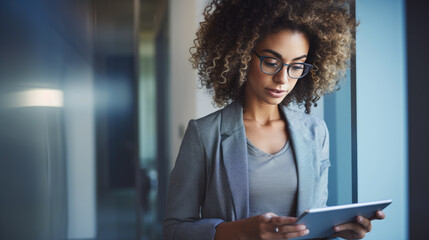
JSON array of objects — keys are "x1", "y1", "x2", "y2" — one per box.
[{"x1": 247, "y1": 139, "x2": 298, "y2": 217}]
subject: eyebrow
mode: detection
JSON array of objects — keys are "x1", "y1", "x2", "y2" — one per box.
[{"x1": 261, "y1": 49, "x2": 307, "y2": 61}]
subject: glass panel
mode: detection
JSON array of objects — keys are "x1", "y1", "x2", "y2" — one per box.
[
  {"x1": 94, "y1": 0, "x2": 139, "y2": 239},
  {"x1": 0, "y1": 0, "x2": 142, "y2": 239},
  {"x1": 139, "y1": 0, "x2": 169, "y2": 239}
]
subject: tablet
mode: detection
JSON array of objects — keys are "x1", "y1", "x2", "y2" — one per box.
[{"x1": 293, "y1": 199, "x2": 392, "y2": 239}]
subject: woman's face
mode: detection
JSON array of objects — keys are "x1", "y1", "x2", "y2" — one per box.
[{"x1": 245, "y1": 29, "x2": 310, "y2": 106}]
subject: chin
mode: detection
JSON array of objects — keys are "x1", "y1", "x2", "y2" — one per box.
[{"x1": 264, "y1": 98, "x2": 285, "y2": 106}]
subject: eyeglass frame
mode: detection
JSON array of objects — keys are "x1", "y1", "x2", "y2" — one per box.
[{"x1": 252, "y1": 51, "x2": 313, "y2": 79}]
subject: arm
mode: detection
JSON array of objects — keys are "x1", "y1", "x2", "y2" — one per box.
[
  {"x1": 162, "y1": 120, "x2": 224, "y2": 240},
  {"x1": 314, "y1": 119, "x2": 331, "y2": 208}
]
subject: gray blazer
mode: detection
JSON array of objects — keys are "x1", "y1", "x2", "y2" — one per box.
[{"x1": 163, "y1": 101, "x2": 330, "y2": 240}]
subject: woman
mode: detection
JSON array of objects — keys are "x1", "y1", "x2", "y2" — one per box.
[{"x1": 163, "y1": 1, "x2": 385, "y2": 239}]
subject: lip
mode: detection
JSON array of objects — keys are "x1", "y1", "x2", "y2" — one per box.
[{"x1": 265, "y1": 88, "x2": 287, "y2": 98}]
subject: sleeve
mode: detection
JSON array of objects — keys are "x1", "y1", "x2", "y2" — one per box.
[
  {"x1": 315, "y1": 120, "x2": 336, "y2": 240},
  {"x1": 317, "y1": 119, "x2": 331, "y2": 208},
  {"x1": 162, "y1": 120, "x2": 224, "y2": 240}
]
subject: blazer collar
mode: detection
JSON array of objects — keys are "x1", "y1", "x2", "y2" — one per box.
[{"x1": 220, "y1": 101, "x2": 244, "y2": 136}]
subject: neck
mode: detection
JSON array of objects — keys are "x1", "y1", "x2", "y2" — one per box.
[{"x1": 243, "y1": 99, "x2": 281, "y2": 125}]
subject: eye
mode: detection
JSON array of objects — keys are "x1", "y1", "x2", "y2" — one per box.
[
  {"x1": 290, "y1": 64, "x2": 304, "y2": 71},
  {"x1": 262, "y1": 58, "x2": 279, "y2": 68}
]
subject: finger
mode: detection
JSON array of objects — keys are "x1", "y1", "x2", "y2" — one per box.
[
  {"x1": 335, "y1": 222, "x2": 359, "y2": 232},
  {"x1": 371, "y1": 210, "x2": 386, "y2": 220},
  {"x1": 279, "y1": 229, "x2": 310, "y2": 239},
  {"x1": 334, "y1": 222, "x2": 366, "y2": 239},
  {"x1": 333, "y1": 229, "x2": 366, "y2": 240},
  {"x1": 276, "y1": 224, "x2": 306, "y2": 233},
  {"x1": 356, "y1": 216, "x2": 372, "y2": 232},
  {"x1": 263, "y1": 229, "x2": 309, "y2": 240},
  {"x1": 271, "y1": 216, "x2": 298, "y2": 225}
]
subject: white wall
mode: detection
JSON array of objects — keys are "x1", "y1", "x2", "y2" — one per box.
[
  {"x1": 64, "y1": 55, "x2": 96, "y2": 239},
  {"x1": 169, "y1": 0, "x2": 216, "y2": 168}
]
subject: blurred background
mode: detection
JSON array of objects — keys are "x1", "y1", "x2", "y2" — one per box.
[{"x1": 0, "y1": 0, "x2": 427, "y2": 239}]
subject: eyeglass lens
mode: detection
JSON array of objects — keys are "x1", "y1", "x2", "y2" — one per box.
[{"x1": 261, "y1": 57, "x2": 309, "y2": 78}]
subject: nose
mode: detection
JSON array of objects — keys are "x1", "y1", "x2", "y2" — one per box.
[{"x1": 273, "y1": 65, "x2": 289, "y2": 84}]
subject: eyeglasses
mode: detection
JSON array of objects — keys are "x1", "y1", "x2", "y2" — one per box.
[{"x1": 252, "y1": 51, "x2": 313, "y2": 79}]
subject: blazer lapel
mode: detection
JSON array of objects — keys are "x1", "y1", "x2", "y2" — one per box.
[
  {"x1": 220, "y1": 102, "x2": 249, "y2": 220},
  {"x1": 281, "y1": 106, "x2": 317, "y2": 216}
]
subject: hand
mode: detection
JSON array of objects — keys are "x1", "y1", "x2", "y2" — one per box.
[
  {"x1": 240, "y1": 212, "x2": 309, "y2": 240},
  {"x1": 215, "y1": 212, "x2": 309, "y2": 240},
  {"x1": 332, "y1": 210, "x2": 386, "y2": 239}
]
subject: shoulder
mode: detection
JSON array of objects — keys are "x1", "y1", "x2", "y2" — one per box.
[
  {"x1": 283, "y1": 106, "x2": 327, "y2": 128},
  {"x1": 185, "y1": 105, "x2": 225, "y2": 146},
  {"x1": 187, "y1": 101, "x2": 242, "y2": 150},
  {"x1": 187, "y1": 108, "x2": 223, "y2": 143},
  {"x1": 191, "y1": 101, "x2": 241, "y2": 133},
  {"x1": 181, "y1": 105, "x2": 234, "y2": 161},
  {"x1": 282, "y1": 106, "x2": 329, "y2": 141},
  {"x1": 193, "y1": 107, "x2": 224, "y2": 128}
]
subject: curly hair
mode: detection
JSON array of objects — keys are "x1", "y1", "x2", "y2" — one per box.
[{"x1": 190, "y1": 0, "x2": 356, "y2": 113}]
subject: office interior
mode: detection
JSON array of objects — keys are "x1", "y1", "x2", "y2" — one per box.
[{"x1": 0, "y1": 0, "x2": 427, "y2": 239}]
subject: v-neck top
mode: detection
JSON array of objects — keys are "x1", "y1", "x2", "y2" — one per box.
[{"x1": 247, "y1": 139, "x2": 298, "y2": 217}]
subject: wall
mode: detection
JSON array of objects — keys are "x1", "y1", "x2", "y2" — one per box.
[
  {"x1": 64, "y1": 40, "x2": 97, "y2": 240},
  {"x1": 324, "y1": 71, "x2": 353, "y2": 206},
  {"x1": 169, "y1": 0, "x2": 216, "y2": 168},
  {"x1": 355, "y1": 0, "x2": 408, "y2": 239}
]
